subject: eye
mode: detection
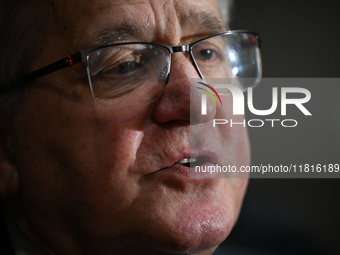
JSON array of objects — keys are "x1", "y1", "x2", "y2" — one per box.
[
  {"x1": 102, "y1": 54, "x2": 143, "y2": 77},
  {"x1": 194, "y1": 49, "x2": 217, "y2": 61},
  {"x1": 192, "y1": 38, "x2": 225, "y2": 65},
  {"x1": 109, "y1": 60, "x2": 138, "y2": 75}
]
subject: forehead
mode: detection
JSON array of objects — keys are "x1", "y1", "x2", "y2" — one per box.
[{"x1": 52, "y1": 0, "x2": 224, "y2": 51}]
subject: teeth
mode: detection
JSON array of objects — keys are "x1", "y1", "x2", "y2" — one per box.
[{"x1": 175, "y1": 158, "x2": 197, "y2": 164}]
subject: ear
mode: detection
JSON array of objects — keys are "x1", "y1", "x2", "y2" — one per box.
[{"x1": 0, "y1": 127, "x2": 19, "y2": 198}]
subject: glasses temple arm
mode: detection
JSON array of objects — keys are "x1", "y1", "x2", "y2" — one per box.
[{"x1": 18, "y1": 52, "x2": 82, "y2": 86}]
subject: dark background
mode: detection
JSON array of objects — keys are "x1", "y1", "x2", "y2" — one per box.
[{"x1": 221, "y1": 1, "x2": 340, "y2": 254}]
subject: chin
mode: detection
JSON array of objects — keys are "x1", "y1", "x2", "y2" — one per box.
[
  {"x1": 141, "y1": 198, "x2": 235, "y2": 255},
  {"x1": 119, "y1": 177, "x2": 248, "y2": 255}
]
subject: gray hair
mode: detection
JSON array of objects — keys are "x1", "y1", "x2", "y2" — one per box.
[
  {"x1": 218, "y1": 0, "x2": 233, "y2": 27},
  {"x1": 0, "y1": 0, "x2": 232, "y2": 121}
]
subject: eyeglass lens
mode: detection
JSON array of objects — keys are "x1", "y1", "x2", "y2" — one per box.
[
  {"x1": 86, "y1": 32, "x2": 261, "y2": 107},
  {"x1": 87, "y1": 44, "x2": 171, "y2": 107},
  {"x1": 192, "y1": 33, "x2": 261, "y2": 89}
]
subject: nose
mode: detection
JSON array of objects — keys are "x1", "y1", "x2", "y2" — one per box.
[{"x1": 153, "y1": 52, "x2": 216, "y2": 124}]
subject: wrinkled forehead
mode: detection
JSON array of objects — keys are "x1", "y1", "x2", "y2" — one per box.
[{"x1": 51, "y1": 0, "x2": 225, "y2": 51}]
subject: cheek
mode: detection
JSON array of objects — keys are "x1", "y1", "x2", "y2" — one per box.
[
  {"x1": 220, "y1": 94, "x2": 251, "y2": 161},
  {"x1": 11, "y1": 87, "x2": 152, "y2": 231},
  {"x1": 232, "y1": 120, "x2": 251, "y2": 169}
]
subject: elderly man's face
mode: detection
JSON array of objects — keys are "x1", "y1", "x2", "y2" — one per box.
[{"x1": 6, "y1": 0, "x2": 250, "y2": 254}]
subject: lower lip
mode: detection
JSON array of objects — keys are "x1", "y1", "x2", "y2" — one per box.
[
  {"x1": 156, "y1": 163, "x2": 221, "y2": 179},
  {"x1": 157, "y1": 164, "x2": 192, "y2": 178}
]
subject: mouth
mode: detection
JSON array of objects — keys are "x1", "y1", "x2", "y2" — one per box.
[
  {"x1": 173, "y1": 157, "x2": 208, "y2": 168},
  {"x1": 150, "y1": 154, "x2": 217, "y2": 178}
]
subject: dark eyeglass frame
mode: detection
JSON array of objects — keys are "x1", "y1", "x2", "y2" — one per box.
[{"x1": 15, "y1": 30, "x2": 261, "y2": 87}]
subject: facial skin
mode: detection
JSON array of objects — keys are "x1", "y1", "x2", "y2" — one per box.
[{"x1": 0, "y1": 0, "x2": 250, "y2": 254}]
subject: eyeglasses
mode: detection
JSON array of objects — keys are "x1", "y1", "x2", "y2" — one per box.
[{"x1": 16, "y1": 30, "x2": 262, "y2": 107}]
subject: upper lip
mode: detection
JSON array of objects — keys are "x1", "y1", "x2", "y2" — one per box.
[{"x1": 139, "y1": 125, "x2": 221, "y2": 175}]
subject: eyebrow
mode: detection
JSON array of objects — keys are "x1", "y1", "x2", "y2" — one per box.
[
  {"x1": 179, "y1": 10, "x2": 226, "y2": 34},
  {"x1": 95, "y1": 11, "x2": 225, "y2": 46},
  {"x1": 95, "y1": 22, "x2": 144, "y2": 45}
]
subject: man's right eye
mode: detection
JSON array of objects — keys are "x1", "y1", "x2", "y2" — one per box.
[
  {"x1": 100, "y1": 52, "x2": 144, "y2": 77},
  {"x1": 109, "y1": 61, "x2": 137, "y2": 75}
]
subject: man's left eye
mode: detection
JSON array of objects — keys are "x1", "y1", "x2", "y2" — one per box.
[{"x1": 194, "y1": 49, "x2": 216, "y2": 61}]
